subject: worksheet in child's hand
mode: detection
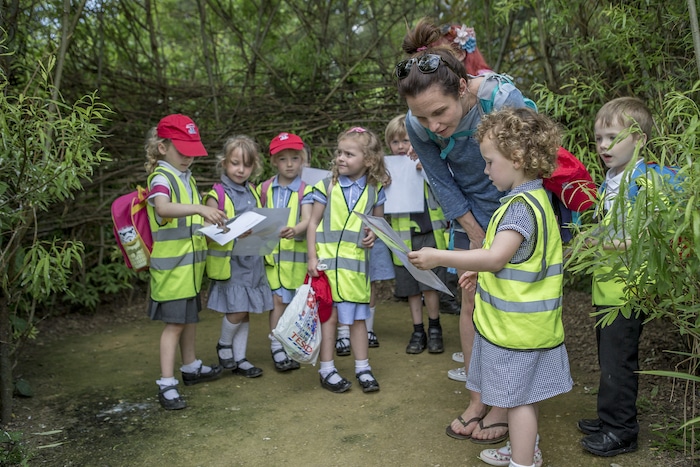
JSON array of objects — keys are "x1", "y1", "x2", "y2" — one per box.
[
  {"x1": 354, "y1": 213, "x2": 453, "y2": 297},
  {"x1": 383, "y1": 155, "x2": 425, "y2": 214},
  {"x1": 199, "y1": 211, "x2": 267, "y2": 246},
  {"x1": 231, "y1": 207, "x2": 290, "y2": 256}
]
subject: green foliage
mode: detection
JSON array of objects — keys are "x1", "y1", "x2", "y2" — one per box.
[
  {"x1": 0, "y1": 430, "x2": 33, "y2": 466},
  {"x1": 0, "y1": 53, "x2": 111, "y2": 423},
  {"x1": 63, "y1": 262, "x2": 139, "y2": 312}
]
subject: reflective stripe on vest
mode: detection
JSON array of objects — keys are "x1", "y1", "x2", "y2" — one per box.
[
  {"x1": 473, "y1": 189, "x2": 564, "y2": 350},
  {"x1": 390, "y1": 183, "x2": 447, "y2": 266},
  {"x1": 205, "y1": 184, "x2": 261, "y2": 281},
  {"x1": 147, "y1": 167, "x2": 206, "y2": 301},
  {"x1": 315, "y1": 178, "x2": 377, "y2": 303},
  {"x1": 262, "y1": 180, "x2": 310, "y2": 290}
]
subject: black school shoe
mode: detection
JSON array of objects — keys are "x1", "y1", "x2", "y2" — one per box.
[
  {"x1": 577, "y1": 418, "x2": 603, "y2": 435},
  {"x1": 320, "y1": 370, "x2": 352, "y2": 393},
  {"x1": 427, "y1": 327, "x2": 444, "y2": 353},
  {"x1": 158, "y1": 385, "x2": 187, "y2": 410},
  {"x1": 405, "y1": 331, "x2": 427, "y2": 354},
  {"x1": 581, "y1": 431, "x2": 638, "y2": 457},
  {"x1": 181, "y1": 364, "x2": 223, "y2": 386},
  {"x1": 355, "y1": 370, "x2": 380, "y2": 393}
]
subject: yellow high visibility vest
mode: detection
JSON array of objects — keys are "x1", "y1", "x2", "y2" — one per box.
[{"x1": 473, "y1": 189, "x2": 564, "y2": 350}]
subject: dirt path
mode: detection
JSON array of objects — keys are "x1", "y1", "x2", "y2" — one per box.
[{"x1": 10, "y1": 290, "x2": 689, "y2": 466}]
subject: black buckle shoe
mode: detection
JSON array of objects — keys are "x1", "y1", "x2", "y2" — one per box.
[
  {"x1": 272, "y1": 349, "x2": 300, "y2": 372},
  {"x1": 355, "y1": 370, "x2": 380, "y2": 393},
  {"x1": 581, "y1": 430, "x2": 638, "y2": 457},
  {"x1": 232, "y1": 359, "x2": 263, "y2": 378},
  {"x1": 405, "y1": 331, "x2": 427, "y2": 354},
  {"x1": 216, "y1": 343, "x2": 237, "y2": 370},
  {"x1": 182, "y1": 364, "x2": 223, "y2": 386},
  {"x1": 427, "y1": 327, "x2": 444, "y2": 353},
  {"x1": 368, "y1": 331, "x2": 380, "y2": 348},
  {"x1": 577, "y1": 418, "x2": 603, "y2": 435},
  {"x1": 335, "y1": 337, "x2": 351, "y2": 356},
  {"x1": 320, "y1": 370, "x2": 352, "y2": 393},
  {"x1": 158, "y1": 385, "x2": 187, "y2": 410}
]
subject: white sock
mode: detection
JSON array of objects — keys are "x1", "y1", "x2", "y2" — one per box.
[
  {"x1": 270, "y1": 334, "x2": 286, "y2": 362},
  {"x1": 232, "y1": 321, "x2": 251, "y2": 368},
  {"x1": 509, "y1": 461, "x2": 535, "y2": 467},
  {"x1": 355, "y1": 359, "x2": 373, "y2": 382},
  {"x1": 366, "y1": 307, "x2": 376, "y2": 333},
  {"x1": 180, "y1": 359, "x2": 202, "y2": 373},
  {"x1": 156, "y1": 377, "x2": 179, "y2": 400},
  {"x1": 319, "y1": 360, "x2": 341, "y2": 384},
  {"x1": 337, "y1": 325, "x2": 350, "y2": 340},
  {"x1": 218, "y1": 316, "x2": 237, "y2": 359}
]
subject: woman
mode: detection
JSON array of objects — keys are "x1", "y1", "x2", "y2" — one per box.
[{"x1": 397, "y1": 19, "x2": 530, "y2": 444}]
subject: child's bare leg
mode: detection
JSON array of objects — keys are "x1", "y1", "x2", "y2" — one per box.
[
  {"x1": 507, "y1": 404, "x2": 538, "y2": 466},
  {"x1": 179, "y1": 323, "x2": 197, "y2": 366},
  {"x1": 349, "y1": 319, "x2": 368, "y2": 360},
  {"x1": 269, "y1": 294, "x2": 285, "y2": 331},
  {"x1": 160, "y1": 323, "x2": 185, "y2": 378}
]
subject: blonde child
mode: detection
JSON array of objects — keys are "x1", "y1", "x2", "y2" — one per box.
[
  {"x1": 145, "y1": 114, "x2": 225, "y2": 410},
  {"x1": 206, "y1": 135, "x2": 272, "y2": 379},
  {"x1": 385, "y1": 115, "x2": 448, "y2": 354},
  {"x1": 260, "y1": 132, "x2": 313, "y2": 371},
  {"x1": 577, "y1": 97, "x2": 653, "y2": 457},
  {"x1": 307, "y1": 127, "x2": 387, "y2": 393},
  {"x1": 409, "y1": 108, "x2": 573, "y2": 467}
]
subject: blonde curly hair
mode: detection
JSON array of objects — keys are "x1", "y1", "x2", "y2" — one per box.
[{"x1": 476, "y1": 107, "x2": 561, "y2": 179}]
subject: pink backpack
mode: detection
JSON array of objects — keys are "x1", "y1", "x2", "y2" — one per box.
[{"x1": 111, "y1": 186, "x2": 153, "y2": 271}]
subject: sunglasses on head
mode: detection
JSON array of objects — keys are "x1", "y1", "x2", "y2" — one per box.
[{"x1": 395, "y1": 53, "x2": 461, "y2": 80}]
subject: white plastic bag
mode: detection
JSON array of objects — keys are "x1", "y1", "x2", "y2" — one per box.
[{"x1": 272, "y1": 279, "x2": 322, "y2": 365}]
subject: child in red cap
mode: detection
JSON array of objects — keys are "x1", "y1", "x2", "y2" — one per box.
[
  {"x1": 261, "y1": 132, "x2": 313, "y2": 371},
  {"x1": 144, "y1": 114, "x2": 227, "y2": 410}
]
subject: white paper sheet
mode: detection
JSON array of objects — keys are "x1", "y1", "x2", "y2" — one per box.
[
  {"x1": 354, "y1": 213, "x2": 453, "y2": 296},
  {"x1": 198, "y1": 211, "x2": 267, "y2": 246},
  {"x1": 231, "y1": 207, "x2": 291, "y2": 256},
  {"x1": 302, "y1": 167, "x2": 331, "y2": 187},
  {"x1": 383, "y1": 155, "x2": 425, "y2": 214}
]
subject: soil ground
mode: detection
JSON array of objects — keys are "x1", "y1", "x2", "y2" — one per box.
[{"x1": 5, "y1": 286, "x2": 695, "y2": 466}]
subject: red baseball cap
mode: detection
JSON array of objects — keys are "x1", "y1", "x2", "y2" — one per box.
[
  {"x1": 269, "y1": 132, "x2": 304, "y2": 155},
  {"x1": 156, "y1": 114, "x2": 208, "y2": 157}
]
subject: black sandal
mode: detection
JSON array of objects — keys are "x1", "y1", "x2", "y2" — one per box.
[
  {"x1": 232, "y1": 359, "x2": 263, "y2": 378},
  {"x1": 271, "y1": 349, "x2": 300, "y2": 372},
  {"x1": 158, "y1": 385, "x2": 187, "y2": 410},
  {"x1": 216, "y1": 343, "x2": 237, "y2": 370},
  {"x1": 335, "y1": 337, "x2": 351, "y2": 357}
]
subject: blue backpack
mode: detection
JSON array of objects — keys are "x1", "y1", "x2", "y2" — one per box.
[{"x1": 600, "y1": 162, "x2": 682, "y2": 200}]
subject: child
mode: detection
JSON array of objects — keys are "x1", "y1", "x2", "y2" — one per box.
[
  {"x1": 336, "y1": 151, "x2": 394, "y2": 356},
  {"x1": 206, "y1": 135, "x2": 272, "y2": 379},
  {"x1": 577, "y1": 97, "x2": 654, "y2": 457},
  {"x1": 385, "y1": 115, "x2": 448, "y2": 354},
  {"x1": 408, "y1": 108, "x2": 573, "y2": 467},
  {"x1": 145, "y1": 114, "x2": 225, "y2": 410},
  {"x1": 307, "y1": 126, "x2": 387, "y2": 393},
  {"x1": 260, "y1": 132, "x2": 313, "y2": 372}
]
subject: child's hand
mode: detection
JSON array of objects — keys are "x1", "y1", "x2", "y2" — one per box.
[
  {"x1": 279, "y1": 226, "x2": 296, "y2": 239},
  {"x1": 307, "y1": 258, "x2": 319, "y2": 277},
  {"x1": 238, "y1": 229, "x2": 253, "y2": 239},
  {"x1": 201, "y1": 205, "x2": 227, "y2": 227},
  {"x1": 361, "y1": 227, "x2": 376, "y2": 248},
  {"x1": 407, "y1": 146, "x2": 419, "y2": 161},
  {"x1": 407, "y1": 247, "x2": 438, "y2": 270},
  {"x1": 458, "y1": 271, "x2": 477, "y2": 292}
]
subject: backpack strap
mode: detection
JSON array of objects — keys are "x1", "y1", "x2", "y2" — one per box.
[
  {"x1": 259, "y1": 177, "x2": 273, "y2": 206},
  {"x1": 212, "y1": 183, "x2": 225, "y2": 211}
]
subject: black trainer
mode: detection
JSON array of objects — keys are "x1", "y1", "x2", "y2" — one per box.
[{"x1": 577, "y1": 418, "x2": 603, "y2": 435}]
